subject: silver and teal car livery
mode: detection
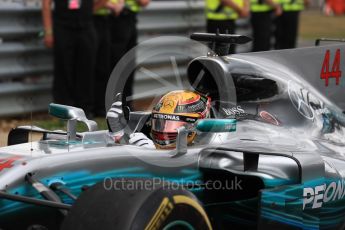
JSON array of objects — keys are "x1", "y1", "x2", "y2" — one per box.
[{"x1": 0, "y1": 34, "x2": 345, "y2": 230}]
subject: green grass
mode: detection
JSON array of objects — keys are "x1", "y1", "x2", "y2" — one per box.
[{"x1": 299, "y1": 10, "x2": 345, "y2": 40}]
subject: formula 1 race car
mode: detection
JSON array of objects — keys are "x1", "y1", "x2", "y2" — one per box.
[{"x1": 1, "y1": 33, "x2": 345, "y2": 230}]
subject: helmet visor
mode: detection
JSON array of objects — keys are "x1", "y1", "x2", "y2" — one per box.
[
  {"x1": 151, "y1": 119, "x2": 188, "y2": 133},
  {"x1": 151, "y1": 113, "x2": 200, "y2": 148},
  {"x1": 151, "y1": 113, "x2": 199, "y2": 133}
]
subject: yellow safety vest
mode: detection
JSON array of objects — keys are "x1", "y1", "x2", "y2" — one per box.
[
  {"x1": 108, "y1": 0, "x2": 141, "y2": 13},
  {"x1": 279, "y1": 0, "x2": 304, "y2": 11},
  {"x1": 125, "y1": 0, "x2": 141, "y2": 13},
  {"x1": 94, "y1": 7, "x2": 111, "y2": 16},
  {"x1": 206, "y1": 0, "x2": 244, "y2": 20},
  {"x1": 250, "y1": 0, "x2": 272, "y2": 12}
]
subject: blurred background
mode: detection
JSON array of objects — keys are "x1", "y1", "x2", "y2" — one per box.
[{"x1": 0, "y1": 0, "x2": 344, "y2": 146}]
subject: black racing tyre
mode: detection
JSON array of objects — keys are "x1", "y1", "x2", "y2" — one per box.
[{"x1": 61, "y1": 178, "x2": 213, "y2": 230}]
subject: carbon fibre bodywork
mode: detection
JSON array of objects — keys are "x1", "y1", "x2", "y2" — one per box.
[{"x1": 1, "y1": 41, "x2": 345, "y2": 229}]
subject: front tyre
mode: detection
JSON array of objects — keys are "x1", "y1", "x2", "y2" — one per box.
[{"x1": 61, "y1": 178, "x2": 212, "y2": 230}]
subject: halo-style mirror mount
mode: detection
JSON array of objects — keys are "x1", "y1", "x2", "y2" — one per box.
[{"x1": 49, "y1": 104, "x2": 98, "y2": 140}]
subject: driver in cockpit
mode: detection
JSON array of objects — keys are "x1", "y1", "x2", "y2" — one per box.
[{"x1": 106, "y1": 90, "x2": 211, "y2": 149}]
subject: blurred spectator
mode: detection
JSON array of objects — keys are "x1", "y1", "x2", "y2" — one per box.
[
  {"x1": 42, "y1": 0, "x2": 106, "y2": 117},
  {"x1": 250, "y1": 0, "x2": 282, "y2": 51},
  {"x1": 274, "y1": 0, "x2": 309, "y2": 49},
  {"x1": 205, "y1": 0, "x2": 250, "y2": 54},
  {"x1": 109, "y1": 0, "x2": 150, "y2": 106},
  {"x1": 93, "y1": 2, "x2": 113, "y2": 117}
]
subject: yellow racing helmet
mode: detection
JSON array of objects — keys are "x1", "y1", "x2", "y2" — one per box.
[{"x1": 151, "y1": 90, "x2": 211, "y2": 149}]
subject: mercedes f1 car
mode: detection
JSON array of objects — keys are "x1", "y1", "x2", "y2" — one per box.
[{"x1": 0, "y1": 33, "x2": 345, "y2": 230}]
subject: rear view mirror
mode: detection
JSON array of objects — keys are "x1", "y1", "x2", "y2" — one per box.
[
  {"x1": 172, "y1": 119, "x2": 236, "y2": 158},
  {"x1": 195, "y1": 119, "x2": 236, "y2": 133},
  {"x1": 49, "y1": 103, "x2": 87, "y2": 120},
  {"x1": 49, "y1": 104, "x2": 98, "y2": 140}
]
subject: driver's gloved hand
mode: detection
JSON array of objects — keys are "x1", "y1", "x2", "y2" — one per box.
[
  {"x1": 129, "y1": 133, "x2": 155, "y2": 149},
  {"x1": 106, "y1": 100, "x2": 127, "y2": 135}
]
